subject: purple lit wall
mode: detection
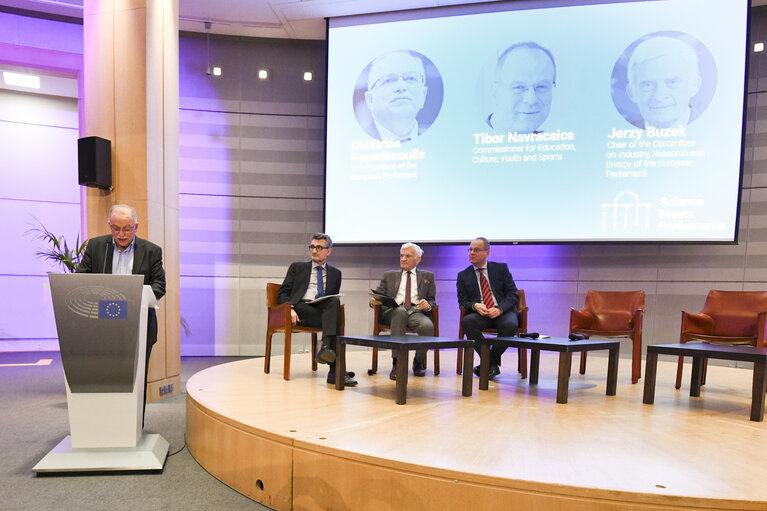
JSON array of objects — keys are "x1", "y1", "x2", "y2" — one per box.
[
  {"x1": 0, "y1": 12, "x2": 82, "y2": 351},
  {"x1": 5, "y1": 10, "x2": 767, "y2": 365}
]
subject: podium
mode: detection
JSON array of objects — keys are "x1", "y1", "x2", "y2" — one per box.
[{"x1": 33, "y1": 273, "x2": 169, "y2": 473}]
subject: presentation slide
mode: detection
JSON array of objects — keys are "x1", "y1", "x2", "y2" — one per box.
[{"x1": 325, "y1": 0, "x2": 748, "y2": 244}]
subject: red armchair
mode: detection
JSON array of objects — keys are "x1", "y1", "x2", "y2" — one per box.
[
  {"x1": 676, "y1": 290, "x2": 767, "y2": 389},
  {"x1": 570, "y1": 290, "x2": 645, "y2": 384}
]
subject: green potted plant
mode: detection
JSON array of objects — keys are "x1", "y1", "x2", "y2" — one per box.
[{"x1": 26, "y1": 217, "x2": 87, "y2": 273}]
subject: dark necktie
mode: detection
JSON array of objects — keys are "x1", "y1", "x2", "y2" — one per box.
[
  {"x1": 404, "y1": 271, "x2": 412, "y2": 309},
  {"x1": 316, "y1": 266, "x2": 324, "y2": 298},
  {"x1": 477, "y1": 268, "x2": 495, "y2": 308}
]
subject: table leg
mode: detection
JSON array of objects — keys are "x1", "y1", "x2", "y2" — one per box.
[
  {"x1": 643, "y1": 351, "x2": 658, "y2": 405},
  {"x1": 530, "y1": 349, "x2": 540, "y2": 385},
  {"x1": 690, "y1": 356, "x2": 703, "y2": 397},
  {"x1": 479, "y1": 343, "x2": 490, "y2": 391},
  {"x1": 606, "y1": 347, "x2": 619, "y2": 396},
  {"x1": 751, "y1": 359, "x2": 766, "y2": 422},
  {"x1": 395, "y1": 349, "x2": 409, "y2": 405},
  {"x1": 556, "y1": 352, "x2": 569, "y2": 404},
  {"x1": 335, "y1": 342, "x2": 346, "y2": 391},
  {"x1": 462, "y1": 344, "x2": 473, "y2": 397}
]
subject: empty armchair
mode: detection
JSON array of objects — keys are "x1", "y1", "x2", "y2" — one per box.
[
  {"x1": 676, "y1": 290, "x2": 767, "y2": 389},
  {"x1": 570, "y1": 290, "x2": 645, "y2": 384}
]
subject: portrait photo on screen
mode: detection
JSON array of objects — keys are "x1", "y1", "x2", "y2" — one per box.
[
  {"x1": 610, "y1": 31, "x2": 717, "y2": 130},
  {"x1": 479, "y1": 41, "x2": 558, "y2": 134},
  {"x1": 352, "y1": 50, "x2": 444, "y2": 142}
]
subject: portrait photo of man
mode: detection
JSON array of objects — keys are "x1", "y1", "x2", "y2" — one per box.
[
  {"x1": 353, "y1": 50, "x2": 443, "y2": 142},
  {"x1": 486, "y1": 42, "x2": 556, "y2": 134},
  {"x1": 611, "y1": 32, "x2": 716, "y2": 130}
]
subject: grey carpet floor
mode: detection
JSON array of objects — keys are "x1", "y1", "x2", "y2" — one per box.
[{"x1": 1, "y1": 352, "x2": 272, "y2": 511}]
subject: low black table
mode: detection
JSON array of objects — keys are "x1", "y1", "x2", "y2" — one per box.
[
  {"x1": 643, "y1": 343, "x2": 767, "y2": 422},
  {"x1": 479, "y1": 337, "x2": 620, "y2": 403},
  {"x1": 336, "y1": 335, "x2": 474, "y2": 404}
]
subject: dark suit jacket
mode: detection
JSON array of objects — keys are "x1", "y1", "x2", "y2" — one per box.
[
  {"x1": 76, "y1": 234, "x2": 166, "y2": 349},
  {"x1": 278, "y1": 261, "x2": 342, "y2": 305},
  {"x1": 77, "y1": 234, "x2": 166, "y2": 300},
  {"x1": 376, "y1": 269, "x2": 436, "y2": 316},
  {"x1": 456, "y1": 261, "x2": 518, "y2": 314}
]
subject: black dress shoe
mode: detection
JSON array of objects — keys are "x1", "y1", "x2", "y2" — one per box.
[
  {"x1": 389, "y1": 365, "x2": 397, "y2": 381},
  {"x1": 327, "y1": 372, "x2": 357, "y2": 386},
  {"x1": 412, "y1": 359, "x2": 426, "y2": 377},
  {"x1": 473, "y1": 364, "x2": 501, "y2": 379},
  {"x1": 316, "y1": 345, "x2": 336, "y2": 364}
]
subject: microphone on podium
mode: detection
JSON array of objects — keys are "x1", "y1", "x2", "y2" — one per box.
[{"x1": 518, "y1": 332, "x2": 540, "y2": 339}]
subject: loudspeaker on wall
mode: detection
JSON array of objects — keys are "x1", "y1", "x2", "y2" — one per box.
[{"x1": 78, "y1": 136, "x2": 112, "y2": 189}]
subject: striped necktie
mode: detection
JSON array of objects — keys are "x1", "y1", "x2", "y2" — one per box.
[{"x1": 477, "y1": 268, "x2": 495, "y2": 308}]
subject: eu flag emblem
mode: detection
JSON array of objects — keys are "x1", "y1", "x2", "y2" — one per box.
[{"x1": 99, "y1": 300, "x2": 128, "y2": 319}]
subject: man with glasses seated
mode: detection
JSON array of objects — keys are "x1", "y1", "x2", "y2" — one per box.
[
  {"x1": 456, "y1": 237, "x2": 519, "y2": 380},
  {"x1": 486, "y1": 41, "x2": 556, "y2": 134},
  {"x1": 363, "y1": 50, "x2": 429, "y2": 142},
  {"x1": 277, "y1": 233, "x2": 356, "y2": 386},
  {"x1": 76, "y1": 203, "x2": 166, "y2": 426}
]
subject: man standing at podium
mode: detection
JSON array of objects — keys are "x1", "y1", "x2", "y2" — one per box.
[{"x1": 76, "y1": 204, "x2": 166, "y2": 426}]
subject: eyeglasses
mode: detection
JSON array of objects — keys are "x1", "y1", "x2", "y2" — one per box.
[
  {"x1": 371, "y1": 72, "x2": 424, "y2": 91},
  {"x1": 468, "y1": 248, "x2": 488, "y2": 253},
  {"x1": 110, "y1": 224, "x2": 136, "y2": 234},
  {"x1": 497, "y1": 81, "x2": 555, "y2": 96},
  {"x1": 308, "y1": 245, "x2": 329, "y2": 251}
]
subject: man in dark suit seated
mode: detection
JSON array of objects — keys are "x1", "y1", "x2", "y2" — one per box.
[
  {"x1": 370, "y1": 243, "x2": 437, "y2": 380},
  {"x1": 76, "y1": 204, "x2": 166, "y2": 427},
  {"x1": 456, "y1": 237, "x2": 519, "y2": 380},
  {"x1": 278, "y1": 233, "x2": 356, "y2": 386}
]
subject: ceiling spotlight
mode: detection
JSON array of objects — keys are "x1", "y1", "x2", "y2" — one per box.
[
  {"x1": 303, "y1": 71, "x2": 313, "y2": 81},
  {"x1": 212, "y1": 66, "x2": 222, "y2": 77},
  {"x1": 755, "y1": 42, "x2": 765, "y2": 53},
  {"x1": 258, "y1": 69, "x2": 269, "y2": 80}
]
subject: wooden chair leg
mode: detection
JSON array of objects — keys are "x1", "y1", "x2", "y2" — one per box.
[
  {"x1": 518, "y1": 348, "x2": 527, "y2": 379},
  {"x1": 283, "y1": 330, "x2": 292, "y2": 381},
  {"x1": 434, "y1": 349, "x2": 440, "y2": 375},
  {"x1": 702, "y1": 357, "x2": 708, "y2": 386},
  {"x1": 456, "y1": 347, "x2": 463, "y2": 375},
  {"x1": 264, "y1": 332, "x2": 273, "y2": 373},
  {"x1": 311, "y1": 333, "x2": 318, "y2": 372},
  {"x1": 632, "y1": 337, "x2": 641, "y2": 384},
  {"x1": 675, "y1": 355, "x2": 684, "y2": 389},
  {"x1": 371, "y1": 347, "x2": 379, "y2": 374},
  {"x1": 579, "y1": 351, "x2": 587, "y2": 375}
]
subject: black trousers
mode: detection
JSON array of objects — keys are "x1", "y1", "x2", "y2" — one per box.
[
  {"x1": 294, "y1": 297, "x2": 341, "y2": 373},
  {"x1": 461, "y1": 311, "x2": 519, "y2": 366}
]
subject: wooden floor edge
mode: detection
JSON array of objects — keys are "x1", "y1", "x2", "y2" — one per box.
[{"x1": 185, "y1": 392, "x2": 764, "y2": 511}]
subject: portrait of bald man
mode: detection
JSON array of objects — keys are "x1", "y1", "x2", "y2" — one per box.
[{"x1": 486, "y1": 42, "x2": 556, "y2": 134}]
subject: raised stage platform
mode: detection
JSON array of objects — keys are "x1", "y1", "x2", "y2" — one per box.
[{"x1": 186, "y1": 349, "x2": 767, "y2": 511}]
